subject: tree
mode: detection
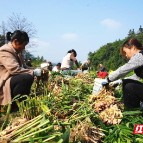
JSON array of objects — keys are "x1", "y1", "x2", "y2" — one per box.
[
  {"x1": 6, "y1": 13, "x2": 37, "y2": 39},
  {"x1": 138, "y1": 25, "x2": 143, "y2": 34},
  {"x1": 22, "y1": 50, "x2": 34, "y2": 62},
  {"x1": 5, "y1": 13, "x2": 37, "y2": 49},
  {"x1": 0, "y1": 34, "x2": 5, "y2": 47},
  {"x1": 128, "y1": 29, "x2": 135, "y2": 37}
]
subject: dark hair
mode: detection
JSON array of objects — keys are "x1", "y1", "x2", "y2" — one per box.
[
  {"x1": 67, "y1": 49, "x2": 77, "y2": 57},
  {"x1": 121, "y1": 38, "x2": 143, "y2": 55},
  {"x1": 47, "y1": 61, "x2": 53, "y2": 66},
  {"x1": 29, "y1": 58, "x2": 31, "y2": 61},
  {"x1": 6, "y1": 30, "x2": 29, "y2": 44},
  {"x1": 56, "y1": 63, "x2": 61, "y2": 66}
]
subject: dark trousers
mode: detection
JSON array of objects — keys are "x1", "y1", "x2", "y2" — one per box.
[
  {"x1": 123, "y1": 79, "x2": 143, "y2": 109},
  {"x1": 10, "y1": 73, "x2": 34, "y2": 100},
  {"x1": 82, "y1": 67, "x2": 88, "y2": 72}
]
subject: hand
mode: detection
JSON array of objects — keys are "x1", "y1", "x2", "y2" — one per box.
[
  {"x1": 109, "y1": 79, "x2": 122, "y2": 86},
  {"x1": 101, "y1": 79, "x2": 109, "y2": 86},
  {"x1": 33, "y1": 69, "x2": 42, "y2": 76}
]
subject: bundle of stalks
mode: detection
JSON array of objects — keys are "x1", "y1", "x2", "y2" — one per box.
[
  {"x1": 70, "y1": 119, "x2": 104, "y2": 143},
  {"x1": 88, "y1": 86, "x2": 123, "y2": 124},
  {"x1": 0, "y1": 114, "x2": 70, "y2": 142},
  {"x1": 48, "y1": 82, "x2": 55, "y2": 91},
  {"x1": 16, "y1": 94, "x2": 50, "y2": 119},
  {"x1": 75, "y1": 73, "x2": 94, "y2": 84},
  {"x1": 92, "y1": 95, "x2": 116, "y2": 113},
  {"x1": 100, "y1": 104, "x2": 123, "y2": 125},
  {"x1": 55, "y1": 77, "x2": 70, "y2": 87}
]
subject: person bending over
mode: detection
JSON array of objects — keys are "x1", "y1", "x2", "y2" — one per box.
[
  {"x1": 80, "y1": 60, "x2": 91, "y2": 73},
  {"x1": 61, "y1": 49, "x2": 81, "y2": 76},
  {"x1": 52, "y1": 63, "x2": 61, "y2": 72},
  {"x1": 97, "y1": 63, "x2": 108, "y2": 78},
  {"x1": 26, "y1": 58, "x2": 32, "y2": 67},
  {"x1": 0, "y1": 30, "x2": 40, "y2": 108},
  {"x1": 103, "y1": 38, "x2": 143, "y2": 109}
]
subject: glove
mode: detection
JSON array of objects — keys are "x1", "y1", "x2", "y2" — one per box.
[
  {"x1": 109, "y1": 79, "x2": 122, "y2": 86},
  {"x1": 101, "y1": 79, "x2": 109, "y2": 86},
  {"x1": 33, "y1": 69, "x2": 42, "y2": 76}
]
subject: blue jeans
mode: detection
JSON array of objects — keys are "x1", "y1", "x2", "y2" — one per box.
[{"x1": 61, "y1": 69, "x2": 81, "y2": 76}]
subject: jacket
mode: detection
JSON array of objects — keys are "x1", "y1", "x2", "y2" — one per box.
[{"x1": 0, "y1": 42, "x2": 33, "y2": 105}]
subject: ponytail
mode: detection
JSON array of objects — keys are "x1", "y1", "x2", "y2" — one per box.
[
  {"x1": 6, "y1": 30, "x2": 29, "y2": 44},
  {"x1": 6, "y1": 32, "x2": 13, "y2": 41}
]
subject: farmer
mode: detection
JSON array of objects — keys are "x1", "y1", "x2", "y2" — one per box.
[
  {"x1": 97, "y1": 63, "x2": 108, "y2": 78},
  {"x1": 52, "y1": 63, "x2": 61, "y2": 72},
  {"x1": 80, "y1": 60, "x2": 91, "y2": 73},
  {"x1": 26, "y1": 58, "x2": 32, "y2": 67},
  {"x1": 103, "y1": 38, "x2": 143, "y2": 109},
  {"x1": 0, "y1": 30, "x2": 41, "y2": 107},
  {"x1": 61, "y1": 49, "x2": 81, "y2": 76}
]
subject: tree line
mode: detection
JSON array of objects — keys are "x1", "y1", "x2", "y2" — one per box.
[{"x1": 88, "y1": 25, "x2": 143, "y2": 71}]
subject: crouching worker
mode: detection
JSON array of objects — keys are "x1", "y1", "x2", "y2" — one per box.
[
  {"x1": 97, "y1": 63, "x2": 108, "y2": 78},
  {"x1": 0, "y1": 30, "x2": 41, "y2": 110},
  {"x1": 61, "y1": 49, "x2": 81, "y2": 76},
  {"x1": 102, "y1": 38, "x2": 143, "y2": 110},
  {"x1": 52, "y1": 63, "x2": 61, "y2": 72},
  {"x1": 80, "y1": 60, "x2": 91, "y2": 73}
]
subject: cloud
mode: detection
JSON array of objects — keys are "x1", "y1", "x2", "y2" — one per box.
[
  {"x1": 61, "y1": 33, "x2": 77, "y2": 39},
  {"x1": 101, "y1": 19, "x2": 121, "y2": 30},
  {"x1": 27, "y1": 38, "x2": 50, "y2": 57},
  {"x1": 31, "y1": 38, "x2": 50, "y2": 48}
]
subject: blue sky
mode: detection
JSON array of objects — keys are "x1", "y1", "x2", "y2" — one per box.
[{"x1": 0, "y1": 0, "x2": 143, "y2": 63}]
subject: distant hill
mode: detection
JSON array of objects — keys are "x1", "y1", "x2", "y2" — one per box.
[{"x1": 88, "y1": 26, "x2": 143, "y2": 71}]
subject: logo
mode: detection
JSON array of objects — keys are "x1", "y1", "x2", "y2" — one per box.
[{"x1": 133, "y1": 125, "x2": 143, "y2": 134}]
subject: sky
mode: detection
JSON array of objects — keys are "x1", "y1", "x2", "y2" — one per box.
[{"x1": 0, "y1": 0, "x2": 143, "y2": 63}]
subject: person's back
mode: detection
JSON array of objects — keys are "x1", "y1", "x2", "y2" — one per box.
[{"x1": 61, "y1": 53, "x2": 74, "y2": 69}]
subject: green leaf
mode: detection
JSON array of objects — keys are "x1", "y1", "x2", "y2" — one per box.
[
  {"x1": 59, "y1": 126, "x2": 70, "y2": 143},
  {"x1": 118, "y1": 137, "x2": 121, "y2": 143},
  {"x1": 123, "y1": 111, "x2": 143, "y2": 116},
  {"x1": 135, "y1": 138, "x2": 143, "y2": 143},
  {"x1": 29, "y1": 136, "x2": 34, "y2": 143}
]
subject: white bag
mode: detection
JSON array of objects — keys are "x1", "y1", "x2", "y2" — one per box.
[{"x1": 92, "y1": 78, "x2": 105, "y2": 95}]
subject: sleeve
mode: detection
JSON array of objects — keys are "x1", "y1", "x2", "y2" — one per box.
[
  {"x1": 0, "y1": 51, "x2": 33, "y2": 76},
  {"x1": 24, "y1": 64, "x2": 35, "y2": 70},
  {"x1": 109, "y1": 53, "x2": 143, "y2": 81},
  {"x1": 124, "y1": 73, "x2": 140, "y2": 81},
  {"x1": 98, "y1": 67, "x2": 104, "y2": 72}
]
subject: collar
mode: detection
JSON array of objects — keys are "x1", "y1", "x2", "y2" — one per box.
[{"x1": 8, "y1": 42, "x2": 18, "y2": 54}]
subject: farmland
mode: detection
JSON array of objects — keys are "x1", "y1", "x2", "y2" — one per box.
[{"x1": 0, "y1": 71, "x2": 143, "y2": 143}]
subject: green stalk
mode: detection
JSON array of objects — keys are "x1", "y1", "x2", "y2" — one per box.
[
  {"x1": 23, "y1": 134, "x2": 62, "y2": 142},
  {"x1": 43, "y1": 135, "x2": 56, "y2": 142},
  {"x1": 14, "y1": 119, "x2": 50, "y2": 139},
  {"x1": 11, "y1": 119, "x2": 41, "y2": 139},
  {"x1": 13, "y1": 125, "x2": 54, "y2": 142},
  {"x1": 68, "y1": 103, "x2": 85, "y2": 120},
  {"x1": 69, "y1": 113, "x2": 93, "y2": 122},
  {"x1": 7, "y1": 114, "x2": 43, "y2": 138}
]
